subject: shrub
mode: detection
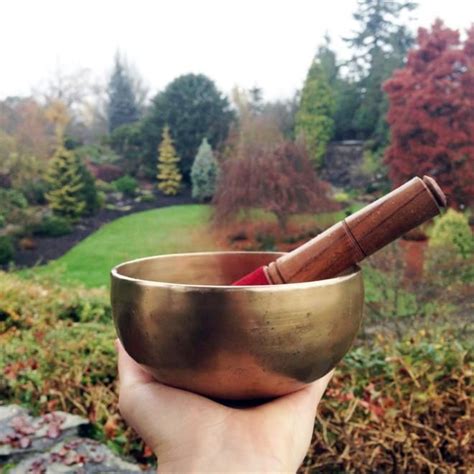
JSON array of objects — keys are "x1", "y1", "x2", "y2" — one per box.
[
  {"x1": 113, "y1": 175, "x2": 138, "y2": 196},
  {"x1": 89, "y1": 163, "x2": 124, "y2": 183},
  {"x1": 78, "y1": 163, "x2": 100, "y2": 216},
  {"x1": 0, "y1": 188, "x2": 28, "y2": 225},
  {"x1": 34, "y1": 215, "x2": 73, "y2": 237},
  {"x1": 429, "y1": 209, "x2": 473, "y2": 259},
  {"x1": 0, "y1": 215, "x2": 5, "y2": 228},
  {"x1": 0, "y1": 235, "x2": 14, "y2": 264},
  {"x1": 21, "y1": 179, "x2": 48, "y2": 205},
  {"x1": 191, "y1": 138, "x2": 219, "y2": 202}
]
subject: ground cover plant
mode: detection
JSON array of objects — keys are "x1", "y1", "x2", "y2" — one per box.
[{"x1": 1, "y1": 269, "x2": 471, "y2": 472}]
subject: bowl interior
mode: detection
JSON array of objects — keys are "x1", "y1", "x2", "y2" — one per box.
[{"x1": 113, "y1": 251, "x2": 285, "y2": 286}]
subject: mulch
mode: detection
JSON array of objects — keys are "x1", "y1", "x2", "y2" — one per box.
[{"x1": 12, "y1": 190, "x2": 194, "y2": 269}]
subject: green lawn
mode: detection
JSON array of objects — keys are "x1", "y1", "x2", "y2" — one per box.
[
  {"x1": 22, "y1": 203, "x2": 357, "y2": 288},
  {"x1": 26, "y1": 205, "x2": 218, "y2": 288}
]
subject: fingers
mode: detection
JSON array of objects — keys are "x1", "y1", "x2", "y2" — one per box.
[{"x1": 116, "y1": 338, "x2": 155, "y2": 388}]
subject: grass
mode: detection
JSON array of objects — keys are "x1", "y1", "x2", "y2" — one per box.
[
  {"x1": 23, "y1": 205, "x2": 219, "y2": 288},
  {"x1": 21, "y1": 204, "x2": 355, "y2": 288}
]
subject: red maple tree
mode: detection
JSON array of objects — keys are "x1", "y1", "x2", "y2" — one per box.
[
  {"x1": 384, "y1": 20, "x2": 474, "y2": 208},
  {"x1": 213, "y1": 141, "x2": 337, "y2": 230}
]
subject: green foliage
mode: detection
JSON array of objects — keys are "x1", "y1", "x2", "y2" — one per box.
[
  {"x1": 78, "y1": 161, "x2": 100, "y2": 216},
  {"x1": 0, "y1": 235, "x2": 14, "y2": 264},
  {"x1": 45, "y1": 146, "x2": 87, "y2": 220},
  {"x1": 426, "y1": 210, "x2": 474, "y2": 287},
  {"x1": 295, "y1": 61, "x2": 335, "y2": 167},
  {"x1": 1, "y1": 270, "x2": 471, "y2": 471},
  {"x1": 142, "y1": 74, "x2": 233, "y2": 176},
  {"x1": 157, "y1": 126, "x2": 182, "y2": 195},
  {"x1": 113, "y1": 175, "x2": 138, "y2": 197},
  {"x1": 33, "y1": 215, "x2": 73, "y2": 237},
  {"x1": 75, "y1": 144, "x2": 119, "y2": 165},
  {"x1": 344, "y1": 0, "x2": 416, "y2": 143},
  {"x1": 106, "y1": 54, "x2": 139, "y2": 133},
  {"x1": 429, "y1": 209, "x2": 473, "y2": 259},
  {"x1": 191, "y1": 138, "x2": 219, "y2": 202},
  {"x1": 109, "y1": 123, "x2": 144, "y2": 175},
  {"x1": 0, "y1": 189, "x2": 28, "y2": 225}
]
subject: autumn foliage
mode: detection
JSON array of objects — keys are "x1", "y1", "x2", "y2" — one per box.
[
  {"x1": 384, "y1": 20, "x2": 474, "y2": 208},
  {"x1": 213, "y1": 141, "x2": 337, "y2": 230}
]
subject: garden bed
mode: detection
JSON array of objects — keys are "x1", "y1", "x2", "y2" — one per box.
[{"x1": 11, "y1": 190, "x2": 193, "y2": 269}]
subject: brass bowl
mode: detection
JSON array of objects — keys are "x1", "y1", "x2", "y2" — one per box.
[{"x1": 111, "y1": 251, "x2": 364, "y2": 400}]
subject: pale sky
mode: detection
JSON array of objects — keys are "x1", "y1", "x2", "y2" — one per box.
[{"x1": 1, "y1": 0, "x2": 473, "y2": 102}]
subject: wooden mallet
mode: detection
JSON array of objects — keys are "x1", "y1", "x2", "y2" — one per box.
[{"x1": 232, "y1": 176, "x2": 446, "y2": 285}]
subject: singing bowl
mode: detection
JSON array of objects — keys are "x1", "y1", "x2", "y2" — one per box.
[{"x1": 111, "y1": 251, "x2": 364, "y2": 400}]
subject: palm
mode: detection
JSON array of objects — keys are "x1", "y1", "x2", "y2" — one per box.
[{"x1": 117, "y1": 341, "x2": 332, "y2": 472}]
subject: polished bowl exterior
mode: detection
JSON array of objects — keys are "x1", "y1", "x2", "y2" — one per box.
[{"x1": 111, "y1": 251, "x2": 364, "y2": 400}]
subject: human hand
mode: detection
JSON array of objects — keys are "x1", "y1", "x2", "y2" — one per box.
[{"x1": 117, "y1": 339, "x2": 333, "y2": 473}]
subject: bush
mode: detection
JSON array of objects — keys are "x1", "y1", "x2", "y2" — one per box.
[
  {"x1": 0, "y1": 189, "x2": 28, "y2": 225},
  {"x1": 89, "y1": 163, "x2": 124, "y2": 183},
  {"x1": 78, "y1": 163, "x2": 100, "y2": 216},
  {"x1": 113, "y1": 175, "x2": 138, "y2": 196},
  {"x1": 34, "y1": 215, "x2": 73, "y2": 237},
  {"x1": 429, "y1": 209, "x2": 473, "y2": 259},
  {"x1": 0, "y1": 235, "x2": 14, "y2": 264},
  {"x1": 21, "y1": 179, "x2": 48, "y2": 205},
  {"x1": 0, "y1": 215, "x2": 5, "y2": 228}
]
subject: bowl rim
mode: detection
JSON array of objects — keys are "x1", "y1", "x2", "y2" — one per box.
[{"x1": 110, "y1": 251, "x2": 361, "y2": 291}]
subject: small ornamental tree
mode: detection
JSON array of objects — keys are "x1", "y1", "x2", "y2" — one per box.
[
  {"x1": 191, "y1": 138, "x2": 219, "y2": 202},
  {"x1": 213, "y1": 141, "x2": 337, "y2": 230},
  {"x1": 384, "y1": 21, "x2": 474, "y2": 208},
  {"x1": 46, "y1": 145, "x2": 87, "y2": 220},
  {"x1": 295, "y1": 61, "x2": 335, "y2": 167},
  {"x1": 157, "y1": 126, "x2": 182, "y2": 195}
]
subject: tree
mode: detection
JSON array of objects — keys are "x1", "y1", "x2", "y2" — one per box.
[
  {"x1": 191, "y1": 138, "x2": 219, "y2": 202},
  {"x1": 345, "y1": 0, "x2": 417, "y2": 143},
  {"x1": 106, "y1": 53, "x2": 140, "y2": 133},
  {"x1": 384, "y1": 21, "x2": 474, "y2": 208},
  {"x1": 142, "y1": 74, "x2": 233, "y2": 177},
  {"x1": 109, "y1": 122, "x2": 145, "y2": 175},
  {"x1": 46, "y1": 145, "x2": 87, "y2": 220},
  {"x1": 295, "y1": 61, "x2": 335, "y2": 167},
  {"x1": 213, "y1": 141, "x2": 337, "y2": 230},
  {"x1": 157, "y1": 126, "x2": 182, "y2": 196}
]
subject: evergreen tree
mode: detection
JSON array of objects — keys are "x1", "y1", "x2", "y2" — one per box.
[
  {"x1": 157, "y1": 126, "x2": 182, "y2": 196},
  {"x1": 142, "y1": 74, "x2": 233, "y2": 177},
  {"x1": 46, "y1": 145, "x2": 87, "y2": 220},
  {"x1": 107, "y1": 53, "x2": 139, "y2": 133},
  {"x1": 295, "y1": 61, "x2": 335, "y2": 167},
  {"x1": 345, "y1": 0, "x2": 417, "y2": 143},
  {"x1": 191, "y1": 138, "x2": 219, "y2": 202}
]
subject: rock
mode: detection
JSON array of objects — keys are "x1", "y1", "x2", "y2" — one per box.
[
  {"x1": 11, "y1": 437, "x2": 144, "y2": 473},
  {"x1": 0, "y1": 406, "x2": 152, "y2": 473},
  {"x1": 0, "y1": 406, "x2": 89, "y2": 461}
]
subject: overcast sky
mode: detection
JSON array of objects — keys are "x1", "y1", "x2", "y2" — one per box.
[{"x1": 1, "y1": 0, "x2": 473, "y2": 102}]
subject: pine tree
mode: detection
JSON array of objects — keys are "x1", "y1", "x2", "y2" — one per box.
[
  {"x1": 46, "y1": 145, "x2": 87, "y2": 220},
  {"x1": 107, "y1": 53, "x2": 139, "y2": 133},
  {"x1": 157, "y1": 126, "x2": 182, "y2": 195},
  {"x1": 295, "y1": 61, "x2": 335, "y2": 167},
  {"x1": 345, "y1": 0, "x2": 417, "y2": 143},
  {"x1": 191, "y1": 138, "x2": 219, "y2": 202}
]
